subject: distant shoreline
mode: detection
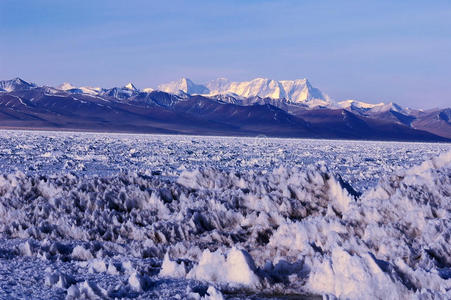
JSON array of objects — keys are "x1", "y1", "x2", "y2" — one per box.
[{"x1": 1, "y1": 126, "x2": 449, "y2": 144}]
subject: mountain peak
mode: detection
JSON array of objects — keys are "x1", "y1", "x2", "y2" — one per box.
[
  {"x1": 59, "y1": 82, "x2": 76, "y2": 91},
  {"x1": 158, "y1": 77, "x2": 209, "y2": 95},
  {"x1": 368, "y1": 102, "x2": 406, "y2": 114},
  {"x1": 338, "y1": 99, "x2": 385, "y2": 110},
  {"x1": 13, "y1": 77, "x2": 26, "y2": 83},
  {"x1": 10, "y1": 77, "x2": 32, "y2": 85},
  {"x1": 124, "y1": 82, "x2": 137, "y2": 91},
  {"x1": 0, "y1": 77, "x2": 35, "y2": 92}
]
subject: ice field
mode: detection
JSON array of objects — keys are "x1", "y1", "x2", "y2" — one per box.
[{"x1": 0, "y1": 130, "x2": 450, "y2": 299}]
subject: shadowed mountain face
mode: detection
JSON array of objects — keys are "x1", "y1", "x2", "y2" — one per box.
[
  {"x1": 410, "y1": 108, "x2": 451, "y2": 139},
  {"x1": 0, "y1": 78, "x2": 449, "y2": 142},
  {"x1": 292, "y1": 109, "x2": 448, "y2": 141}
]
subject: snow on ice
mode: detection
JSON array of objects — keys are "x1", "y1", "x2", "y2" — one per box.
[{"x1": 0, "y1": 130, "x2": 450, "y2": 299}]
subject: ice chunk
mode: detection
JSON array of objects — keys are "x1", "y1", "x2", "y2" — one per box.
[
  {"x1": 327, "y1": 177, "x2": 351, "y2": 215},
  {"x1": 307, "y1": 248, "x2": 408, "y2": 299},
  {"x1": 45, "y1": 272, "x2": 75, "y2": 289},
  {"x1": 188, "y1": 247, "x2": 260, "y2": 288},
  {"x1": 88, "y1": 259, "x2": 107, "y2": 273},
  {"x1": 66, "y1": 284, "x2": 81, "y2": 299},
  {"x1": 67, "y1": 281, "x2": 106, "y2": 299},
  {"x1": 204, "y1": 286, "x2": 224, "y2": 300},
  {"x1": 71, "y1": 245, "x2": 93, "y2": 261},
  {"x1": 107, "y1": 263, "x2": 119, "y2": 275},
  {"x1": 121, "y1": 260, "x2": 136, "y2": 274},
  {"x1": 18, "y1": 241, "x2": 32, "y2": 256},
  {"x1": 128, "y1": 272, "x2": 152, "y2": 292},
  {"x1": 160, "y1": 252, "x2": 186, "y2": 278}
]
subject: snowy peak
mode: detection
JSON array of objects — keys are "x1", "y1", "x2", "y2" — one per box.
[
  {"x1": 338, "y1": 100, "x2": 385, "y2": 110},
  {"x1": 59, "y1": 82, "x2": 76, "y2": 91},
  {"x1": 99, "y1": 83, "x2": 143, "y2": 100},
  {"x1": 58, "y1": 82, "x2": 138, "y2": 97},
  {"x1": 78, "y1": 86, "x2": 102, "y2": 95},
  {"x1": 368, "y1": 102, "x2": 407, "y2": 114},
  {"x1": 157, "y1": 77, "x2": 331, "y2": 106},
  {"x1": 0, "y1": 77, "x2": 36, "y2": 92},
  {"x1": 279, "y1": 78, "x2": 330, "y2": 105},
  {"x1": 142, "y1": 87, "x2": 154, "y2": 93},
  {"x1": 338, "y1": 100, "x2": 414, "y2": 119},
  {"x1": 58, "y1": 83, "x2": 102, "y2": 95},
  {"x1": 158, "y1": 77, "x2": 209, "y2": 95},
  {"x1": 124, "y1": 82, "x2": 138, "y2": 91},
  {"x1": 221, "y1": 78, "x2": 286, "y2": 100}
]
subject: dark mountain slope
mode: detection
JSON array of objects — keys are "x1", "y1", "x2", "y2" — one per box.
[
  {"x1": 411, "y1": 108, "x2": 451, "y2": 139},
  {"x1": 294, "y1": 108, "x2": 449, "y2": 141}
]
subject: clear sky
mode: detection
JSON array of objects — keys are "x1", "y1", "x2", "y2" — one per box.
[{"x1": 1, "y1": 0, "x2": 450, "y2": 108}]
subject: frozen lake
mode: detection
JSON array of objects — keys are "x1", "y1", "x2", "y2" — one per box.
[
  {"x1": 1, "y1": 130, "x2": 449, "y2": 191},
  {"x1": 0, "y1": 130, "x2": 450, "y2": 299}
]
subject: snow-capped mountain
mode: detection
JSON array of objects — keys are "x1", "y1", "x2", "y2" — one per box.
[
  {"x1": 101, "y1": 83, "x2": 140, "y2": 100},
  {"x1": 54, "y1": 77, "x2": 409, "y2": 114},
  {"x1": 58, "y1": 82, "x2": 102, "y2": 95},
  {"x1": 58, "y1": 81, "x2": 139, "y2": 99},
  {"x1": 367, "y1": 102, "x2": 408, "y2": 114},
  {"x1": 157, "y1": 78, "x2": 209, "y2": 95},
  {"x1": 338, "y1": 100, "x2": 385, "y2": 110},
  {"x1": 0, "y1": 78, "x2": 36, "y2": 92},
  {"x1": 157, "y1": 77, "x2": 332, "y2": 107},
  {"x1": 338, "y1": 99, "x2": 413, "y2": 115},
  {"x1": 0, "y1": 77, "x2": 414, "y2": 117},
  {"x1": 124, "y1": 82, "x2": 138, "y2": 91},
  {"x1": 58, "y1": 82, "x2": 77, "y2": 91}
]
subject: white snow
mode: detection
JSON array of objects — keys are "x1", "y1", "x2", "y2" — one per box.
[
  {"x1": 124, "y1": 82, "x2": 137, "y2": 91},
  {"x1": 157, "y1": 77, "x2": 332, "y2": 107},
  {"x1": 366, "y1": 102, "x2": 408, "y2": 114},
  {"x1": 338, "y1": 99, "x2": 385, "y2": 109},
  {"x1": 0, "y1": 78, "x2": 36, "y2": 92},
  {"x1": 79, "y1": 86, "x2": 102, "y2": 95},
  {"x1": 58, "y1": 82, "x2": 76, "y2": 91},
  {"x1": 142, "y1": 87, "x2": 154, "y2": 93}
]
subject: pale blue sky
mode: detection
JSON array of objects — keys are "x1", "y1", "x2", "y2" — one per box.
[{"x1": 1, "y1": 0, "x2": 450, "y2": 107}]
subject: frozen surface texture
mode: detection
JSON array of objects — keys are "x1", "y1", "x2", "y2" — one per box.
[
  {"x1": 0, "y1": 130, "x2": 449, "y2": 191},
  {"x1": 0, "y1": 130, "x2": 450, "y2": 299}
]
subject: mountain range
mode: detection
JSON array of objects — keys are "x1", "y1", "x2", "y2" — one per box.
[{"x1": 0, "y1": 77, "x2": 449, "y2": 142}]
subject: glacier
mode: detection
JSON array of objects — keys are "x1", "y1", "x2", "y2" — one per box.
[{"x1": 0, "y1": 130, "x2": 450, "y2": 299}]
